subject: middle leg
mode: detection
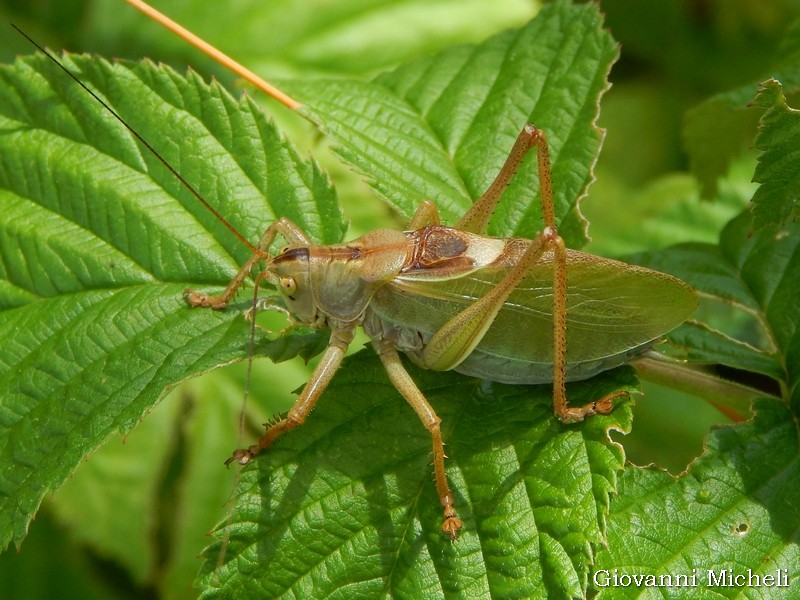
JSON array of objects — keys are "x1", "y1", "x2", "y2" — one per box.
[{"x1": 373, "y1": 337, "x2": 463, "y2": 539}]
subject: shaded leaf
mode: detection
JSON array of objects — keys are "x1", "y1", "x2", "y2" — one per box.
[
  {"x1": 49, "y1": 390, "x2": 183, "y2": 584},
  {"x1": 159, "y1": 370, "x2": 260, "y2": 600},
  {"x1": 683, "y1": 87, "x2": 761, "y2": 199},
  {"x1": 683, "y1": 19, "x2": 800, "y2": 199},
  {"x1": 595, "y1": 397, "x2": 800, "y2": 599},
  {"x1": 0, "y1": 510, "x2": 117, "y2": 600},
  {"x1": 582, "y1": 171, "x2": 749, "y2": 257}
]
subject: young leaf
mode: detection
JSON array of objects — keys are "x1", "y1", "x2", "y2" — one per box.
[
  {"x1": 0, "y1": 54, "x2": 343, "y2": 550},
  {"x1": 283, "y1": 0, "x2": 618, "y2": 246}
]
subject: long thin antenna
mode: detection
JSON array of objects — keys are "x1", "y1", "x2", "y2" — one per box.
[
  {"x1": 11, "y1": 23, "x2": 263, "y2": 256},
  {"x1": 125, "y1": 0, "x2": 301, "y2": 111},
  {"x1": 13, "y1": 22, "x2": 269, "y2": 576}
]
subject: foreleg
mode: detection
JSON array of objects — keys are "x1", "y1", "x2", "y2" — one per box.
[{"x1": 186, "y1": 217, "x2": 310, "y2": 309}]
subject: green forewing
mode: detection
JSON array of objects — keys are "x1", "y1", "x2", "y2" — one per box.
[{"x1": 372, "y1": 249, "x2": 698, "y2": 383}]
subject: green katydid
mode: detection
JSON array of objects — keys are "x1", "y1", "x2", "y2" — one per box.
[
  {"x1": 25, "y1": 2, "x2": 699, "y2": 540},
  {"x1": 182, "y1": 123, "x2": 697, "y2": 538}
]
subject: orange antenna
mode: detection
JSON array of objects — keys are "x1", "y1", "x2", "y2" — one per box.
[{"x1": 125, "y1": 0, "x2": 301, "y2": 110}]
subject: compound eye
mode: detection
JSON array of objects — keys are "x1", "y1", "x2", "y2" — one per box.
[{"x1": 279, "y1": 277, "x2": 296, "y2": 295}]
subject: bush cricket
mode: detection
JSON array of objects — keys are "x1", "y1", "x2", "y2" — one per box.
[
  {"x1": 17, "y1": 5, "x2": 697, "y2": 541},
  {"x1": 182, "y1": 122, "x2": 696, "y2": 538}
]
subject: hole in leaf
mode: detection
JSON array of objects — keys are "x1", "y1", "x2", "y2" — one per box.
[{"x1": 733, "y1": 522, "x2": 750, "y2": 536}]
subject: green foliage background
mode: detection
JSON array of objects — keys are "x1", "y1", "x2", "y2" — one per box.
[{"x1": 0, "y1": 0, "x2": 798, "y2": 598}]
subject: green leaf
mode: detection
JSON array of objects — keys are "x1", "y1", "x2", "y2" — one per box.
[
  {"x1": 159, "y1": 369, "x2": 262, "y2": 599},
  {"x1": 86, "y1": 0, "x2": 538, "y2": 79},
  {"x1": 0, "y1": 3, "x2": 630, "y2": 596},
  {"x1": 683, "y1": 86, "x2": 763, "y2": 200},
  {"x1": 1, "y1": 4, "x2": 681, "y2": 599},
  {"x1": 185, "y1": 5, "x2": 630, "y2": 597},
  {"x1": 750, "y1": 79, "x2": 800, "y2": 231},
  {"x1": 0, "y1": 510, "x2": 119, "y2": 600},
  {"x1": 48, "y1": 389, "x2": 184, "y2": 585},
  {"x1": 283, "y1": 0, "x2": 618, "y2": 246},
  {"x1": 683, "y1": 19, "x2": 800, "y2": 199},
  {"x1": 594, "y1": 207, "x2": 800, "y2": 597},
  {"x1": 626, "y1": 209, "x2": 798, "y2": 392},
  {"x1": 582, "y1": 170, "x2": 749, "y2": 257},
  {"x1": 595, "y1": 397, "x2": 800, "y2": 599},
  {"x1": 0, "y1": 54, "x2": 344, "y2": 550},
  {"x1": 198, "y1": 352, "x2": 635, "y2": 599}
]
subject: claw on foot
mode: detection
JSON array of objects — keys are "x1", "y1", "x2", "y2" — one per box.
[
  {"x1": 224, "y1": 447, "x2": 256, "y2": 467},
  {"x1": 558, "y1": 391, "x2": 627, "y2": 424},
  {"x1": 442, "y1": 516, "x2": 463, "y2": 540},
  {"x1": 594, "y1": 393, "x2": 623, "y2": 415},
  {"x1": 184, "y1": 288, "x2": 229, "y2": 309}
]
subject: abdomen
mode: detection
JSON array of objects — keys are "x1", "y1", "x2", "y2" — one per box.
[{"x1": 368, "y1": 246, "x2": 696, "y2": 384}]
